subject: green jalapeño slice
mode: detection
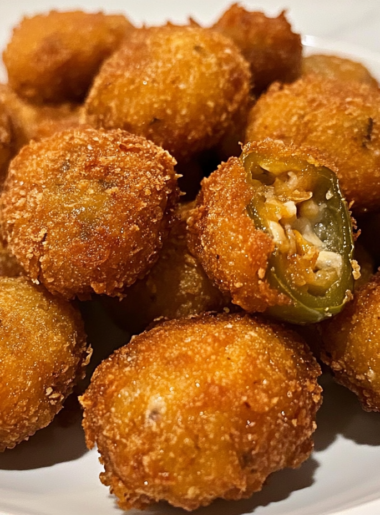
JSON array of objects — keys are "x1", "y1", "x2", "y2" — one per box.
[{"x1": 243, "y1": 149, "x2": 355, "y2": 324}]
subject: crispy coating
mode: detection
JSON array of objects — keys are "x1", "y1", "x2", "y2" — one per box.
[
  {"x1": 213, "y1": 5, "x2": 302, "y2": 95},
  {"x1": 321, "y1": 273, "x2": 380, "y2": 411},
  {"x1": 0, "y1": 84, "x2": 81, "y2": 150},
  {"x1": 3, "y1": 11, "x2": 134, "y2": 104},
  {"x1": 188, "y1": 139, "x2": 340, "y2": 313},
  {"x1": 1, "y1": 128, "x2": 178, "y2": 299},
  {"x1": 80, "y1": 312, "x2": 321, "y2": 511},
  {"x1": 83, "y1": 26, "x2": 251, "y2": 162},
  {"x1": 302, "y1": 54, "x2": 378, "y2": 86},
  {"x1": 0, "y1": 99, "x2": 14, "y2": 181},
  {"x1": 0, "y1": 276, "x2": 90, "y2": 451},
  {"x1": 104, "y1": 202, "x2": 230, "y2": 334},
  {"x1": 246, "y1": 76, "x2": 380, "y2": 214}
]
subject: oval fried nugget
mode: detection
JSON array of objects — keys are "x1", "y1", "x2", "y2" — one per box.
[
  {"x1": 104, "y1": 202, "x2": 230, "y2": 334},
  {"x1": 321, "y1": 273, "x2": 380, "y2": 411},
  {"x1": 213, "y1": 5, "x2": 302, "y2": 94},
  {"x1": 302, "y1": 54, "x2": 378, "y2": 86},
  {"x1": 0, "y1": 276, "x2": 90, "y2": 451},
  {"x1": 83, "y1": 26, "x2": 251, "y2": 162},
  {"x1": 3, "y1": 11, "x2": 134, "y2": 103},
  {"x1": 1, "y1": 128, "x2": 178, "y2": 299},
  {"x1": 80, "y1": 312, "x2": 321, "y2": 511},
  {"x1": 246, "y1": 76, "x2": 380, "y2": 214}
]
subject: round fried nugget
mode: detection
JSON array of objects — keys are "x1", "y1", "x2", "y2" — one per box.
[
  {"x1": 83, "y1": 26, "x2": 251, "y2": 162},
  {"x1": 213, "y1": 5, "x2": 302, "y2": 95},
  {"x1": 321, "y1": 273, "x2": 380, "y2": 411},
  {"x1": 188, "y1": 139, "x2": 354, "y2": 317},
  {"x1": 3, "y1": 11, "x2": 134, "y2": 103},
  {"x1": 246, "y1": 76, "x2": 380, "y2": 214},
  {"x1": 302, "y1": 54, "x2": 378, "y2": 86},
  {"x1": 80, "y1": 312, "x2": 321, "y2": 511},
  {"x1": 0, "y1": 84, "x2": 80, "y2": 150},
  {"x1": 1, "y1": 128, "x2": 178, "y2": 299},
  {"x1": 0, "y1": 276, "x2": 90, "y2": 451},
  {"x1": 0, "y1": 99, "x2": 14, "y2": 181},
  {"x1": 104, "y1": 202, "x2": 230, "y2": 334}
]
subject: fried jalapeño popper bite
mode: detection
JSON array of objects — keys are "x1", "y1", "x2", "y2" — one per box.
[
  {"x1": 0, "y1": 128, "x2": 178, "y2": 299},
  {"x1": 0, "y1": 276, "x2": 90, "y2": 451},
  {"x1": 321, "y1": 273, "x2": 380, "y2": 412},
  {"x1": 80, "y1": 312, "x2": 322, "y2": 511},
  {"x1": 213, "y1": 4, "x2": 302, "y2": 95},
  {"x1": 188, "y1": 139, "x2": 355, "y2": 323},
  {"x1": 3, "y1": 11, "x2": 134, "y2": 104},
  {"x1": 83, "y1": 26, "x2": 251, "y2": 163},
  {"x1": 302, "y1": 54, "x2": 378, "y2": 86},
  {"x1": 246, "y1": 76, "x2": 380, "y2": 214},
  {"x1": 104, "y1": 202, "x2": 230, "y2": 334}
]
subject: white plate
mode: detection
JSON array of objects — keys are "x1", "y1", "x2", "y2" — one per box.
[{"x1": 1, "y1": 3, "x2": 380, "y2": 515}]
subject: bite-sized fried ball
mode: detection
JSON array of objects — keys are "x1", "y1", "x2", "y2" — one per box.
[
  {"x1": 104, "y1": 202, "x2": 230, "y2": 334},
  {"x1": 1, "y1": 128, "x2": 178, "y2": 299},
  {"x1": 83, "y1": 26, "x2": 251, "y2": 163},
  {"x1": 80, "y1": 312, "x2": 321, "y2": 511},
  {"x1": 321, "y1": 273, "x2": 380, "y2": 411},
  {"x1": 213, "y1": 5, "x2": 302, "y2": 95},
  {"x1": 302, "y1": 54, "x2": 378, "y2": 86},
  {"x1": 188, "y1": 139, "x2": 355, "y2": 322},
  {"x1": 0, "y1": 276, "x2": 90, "y2": 451},
  {"x1": 246, "y1": 76, "x2": 380, "y2": 214},
  {"x1": 0, "y1": 99, "x2": 14, "y2": 181},
  {"x1": 0, "y1": 240, "x2": 23, "y2": 277},
  {"x1": 0, "y1": 84, "x2": 81, "y2": 150},
  {"x1": 3, "y1": 11, "x2": 134, "y2": 104}
]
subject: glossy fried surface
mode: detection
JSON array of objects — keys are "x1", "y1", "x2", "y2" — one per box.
[
  {"x1": 81, "y1": 312, "x2": 321, "y2": 511},
  {"x1": 302, "y1": 54, "x2": 378, "y2": 86},
  {"x1": 105, "y1": 202, "x2": 230, "y2": 334},
  {"x1": 83, "y1": 26, "x2": 251, "y2": 162},
  {"x1": 321, "y1": 274, "x2": 380, "y2": 411},
  {"x1": 188, "y1": 139, "x2": 340, "y2": 313},
  {"x1": 1, "y1": 128, "x2": 178, "y2": 299},
  {"x1": 0, "y1": 276, "x2": 90, "y2": 451},
  {"x1": 213, "y1": 5, "x2": 302, "y2": 94},
  {"x1": 3, "y1": 11, "x2": 133, "y2": 103},
  {"x1": 0, "y1": 84, "x2": 81, "y2": 150},
  {"x1": 0, "y1": 100, "x2": 14, "y2": 181},
  {"x1": 246, "y1": 76, "x2": 380, "y2": 214}
]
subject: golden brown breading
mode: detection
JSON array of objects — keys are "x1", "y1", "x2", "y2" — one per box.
[
  {"x1": 0, "y1": 276, "x2": 90, "y2": 451},
  {"x1": 3, "y1": 11, "x2": 134, "y2": 104},
  {"x1": 0, "y1": 84, "x2": 81, "y2": 150},
  {"x1": 0, "y1": 99, "x2": 14, "y2": 181},
  {"x1": 213, "y1": 5, "x2": 302, "y2": 95},
  {"x1": 1, "y1": 128, "x2": 179, "y2": 299},
  {"x1": 321, "y1": 273, "x2": 380, "y2": 411},
  {"x1": 80, "y1": 312, "x2": 321, "y2": 511},
  {"x1": 104, "y1": 202, "x2": 230, "y2": 334},
  {"x1": 246, "y1": 76, "x2": 380, "y2": 214},
  {"x1": 187, "y1": 139, "x2": 354, "y2": 319},
  {"x1": 83, "y1": 26, "x2": 251, "y2": 163},
  {"x1": 302, "y1": 54, "x2": 378, "y2": 86}
]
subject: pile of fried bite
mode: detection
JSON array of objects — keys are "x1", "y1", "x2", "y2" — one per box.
[{"x1": 1, "y1": 4, "x2": 380, "y2": 512}]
